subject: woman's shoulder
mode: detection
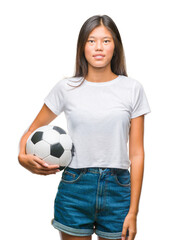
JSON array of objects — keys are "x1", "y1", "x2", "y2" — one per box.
[
  {"x1": 51, "y1": 76, "x2": 82, "y2": 90},
  {"x1": 61, "y1": 76, "x2": 84, "y2": 89},
  {"x1": 120, "y1": 75, "x2": 143, "y2": 89},
  {"x1": 59, "y1": 76, "x2": 82, "y2": 83}
]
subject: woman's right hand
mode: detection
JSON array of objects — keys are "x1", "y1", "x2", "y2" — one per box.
[
  {"x1": 18, "y1": 104, "x2": 60, "y2": 175},
  {"x1": 18, "y1": 154, "x2": 60, "y2": 175}
]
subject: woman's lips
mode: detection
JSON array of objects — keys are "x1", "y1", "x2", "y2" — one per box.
[{"x1": 93, "y1": 54, "x2": 105, "y2": 59}]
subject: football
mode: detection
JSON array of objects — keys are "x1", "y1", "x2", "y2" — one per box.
[{"x1": 26, "y1": 125, "x2": 74, "y2": 171}]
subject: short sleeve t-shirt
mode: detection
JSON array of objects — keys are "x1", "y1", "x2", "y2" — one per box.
[{"x1": 44, "y1": 75, "x2": 151, "y2": 169}]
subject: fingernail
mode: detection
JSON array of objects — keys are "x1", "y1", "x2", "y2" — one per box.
[{"x1": 43, "y1": 163, "x2": 49, "y2": 167}]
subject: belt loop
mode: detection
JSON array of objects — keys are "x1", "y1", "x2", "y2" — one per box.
[{"x1": 111, "y1": 168, "x2": 117, "y2": 175}]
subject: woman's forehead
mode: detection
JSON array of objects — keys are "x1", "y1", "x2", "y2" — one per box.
[{"x1": 88, "y1": 25, "x2": 112, "y2": 38}]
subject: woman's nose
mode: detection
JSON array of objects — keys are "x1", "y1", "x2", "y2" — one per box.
[{"x1": 95, "y1": 40, "x2": 103, "y2": 51}]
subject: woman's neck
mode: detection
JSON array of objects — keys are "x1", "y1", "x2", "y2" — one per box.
[{"x1": 85, "y1": 65, "x2": 118, "y2": 83}]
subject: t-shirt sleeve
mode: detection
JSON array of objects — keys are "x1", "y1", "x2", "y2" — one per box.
[
  {"x1": 44, "y1": 80, "x2": 65, "y2": 116},
  {"x1": 131, "y1": 81, "x2": 151, "y2": 119}
]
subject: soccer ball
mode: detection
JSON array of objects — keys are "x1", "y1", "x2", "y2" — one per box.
[{"x1": 26, "y1": 125, "x2": 74, "y2": 170}]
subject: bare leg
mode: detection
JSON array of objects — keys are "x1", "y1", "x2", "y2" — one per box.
[{"x1": 59, "y1": 231, "x2": 92, "y2": 240}]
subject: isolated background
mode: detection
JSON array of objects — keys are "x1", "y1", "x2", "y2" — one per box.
[{"x1": 0, "y1": 0, "x2": 168, "y2": 239}]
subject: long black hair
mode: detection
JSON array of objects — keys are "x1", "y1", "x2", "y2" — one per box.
[{"x1": 68, "y1": 14, "x2": 127, "y2": 88}]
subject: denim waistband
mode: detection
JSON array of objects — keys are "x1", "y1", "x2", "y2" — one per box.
[{"x1": 65, "y1": 167, "x2": 129, "y2": 175}]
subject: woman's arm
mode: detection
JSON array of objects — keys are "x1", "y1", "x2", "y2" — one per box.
[
  {"x1": 19, "y1": 104, "x2": 56, "y2": 155},
  {"x1": 121, "y1": 115, "x2": 145, "y2": 240},
  {"x1": 18, "y1": 104, "x2": 60, "y2": 175}
]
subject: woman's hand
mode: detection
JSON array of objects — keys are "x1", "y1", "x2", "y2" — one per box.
[
  {"x1": 18, "y1": 154, "x2": 60, "y2": 175},
  {"x1": 121, "y1": 212, "x2": 137, "y2": 240}
]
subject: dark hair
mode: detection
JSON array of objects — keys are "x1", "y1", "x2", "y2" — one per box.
[{"x1": 68, "y1": 14, "x2": 127, "y2": 88}]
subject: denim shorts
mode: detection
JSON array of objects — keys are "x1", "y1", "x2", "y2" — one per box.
[{"x1": 51, "y1": 167, "x2": 131, "y2": 239}]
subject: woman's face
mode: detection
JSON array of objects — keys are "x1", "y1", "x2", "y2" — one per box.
[{"x1": 84, "y1": 25, "x2": 115, "y2": 69}]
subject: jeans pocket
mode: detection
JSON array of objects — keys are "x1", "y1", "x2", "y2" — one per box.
[
  {"x1": 114, "y1": 170, "x2": 131, "y2": 187},
  {"x1": 61, "y1": 167, "x2": 84, "y2": 184}
]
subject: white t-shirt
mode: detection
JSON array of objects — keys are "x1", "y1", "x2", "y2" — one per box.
[{"x1": 44, "y1": 75, "x2": 151, "y2": 169}]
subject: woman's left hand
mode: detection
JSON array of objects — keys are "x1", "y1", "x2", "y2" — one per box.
[{"x1": 121, "y1": 212, "x2": 137, "y2": 240}]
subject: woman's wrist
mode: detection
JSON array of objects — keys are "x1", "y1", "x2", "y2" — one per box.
[{"x1": 128, "y1": 209, "x2": 138, "y2": 216}]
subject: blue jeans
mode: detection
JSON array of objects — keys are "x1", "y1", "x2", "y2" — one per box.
[{"x1": 52, "y1": 167, "x2": 131, "y2": 239}]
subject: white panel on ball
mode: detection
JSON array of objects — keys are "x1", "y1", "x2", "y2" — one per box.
[
  {"x1": 59, "y1": 150, "x2": 72, "y2": 166},
  {"x1": 26, "y1": 140, "x2": 35, "y2": 155},
  {"x1": 59, "y1": 134, "x2": 72, "y2": 150},
  {"x1": 43, "y1": 129, "x2": 60, "y2": 145},
  {"x1": 43, "y1": 155, "x2": 60, "y2": 165},
  {"x1": 34, "y1": 140, "x2": 50, "y2": 159}
]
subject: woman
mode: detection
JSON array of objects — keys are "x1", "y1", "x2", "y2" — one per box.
[{"x1": 18, "y1": 15, "x2": 151, "y2": 240}]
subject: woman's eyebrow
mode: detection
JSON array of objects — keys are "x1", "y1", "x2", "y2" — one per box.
[{"x1": 88, "y1": 36, "x2": 112, "y2": 39}]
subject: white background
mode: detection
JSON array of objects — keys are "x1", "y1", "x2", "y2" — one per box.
[{"x1": 0, "y1": 0, "x2": 168, "y2": 239}]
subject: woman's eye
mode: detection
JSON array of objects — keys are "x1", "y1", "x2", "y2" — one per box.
[
  {"x1": 88, "y1": 40, "x2": 94, "y2": 43},
  {"x1": 87, "y1": 39, "x2": 110, "y2": 44},
  {"x1": 104, "y1": 40, "x2": 110, "y2": 43}
]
